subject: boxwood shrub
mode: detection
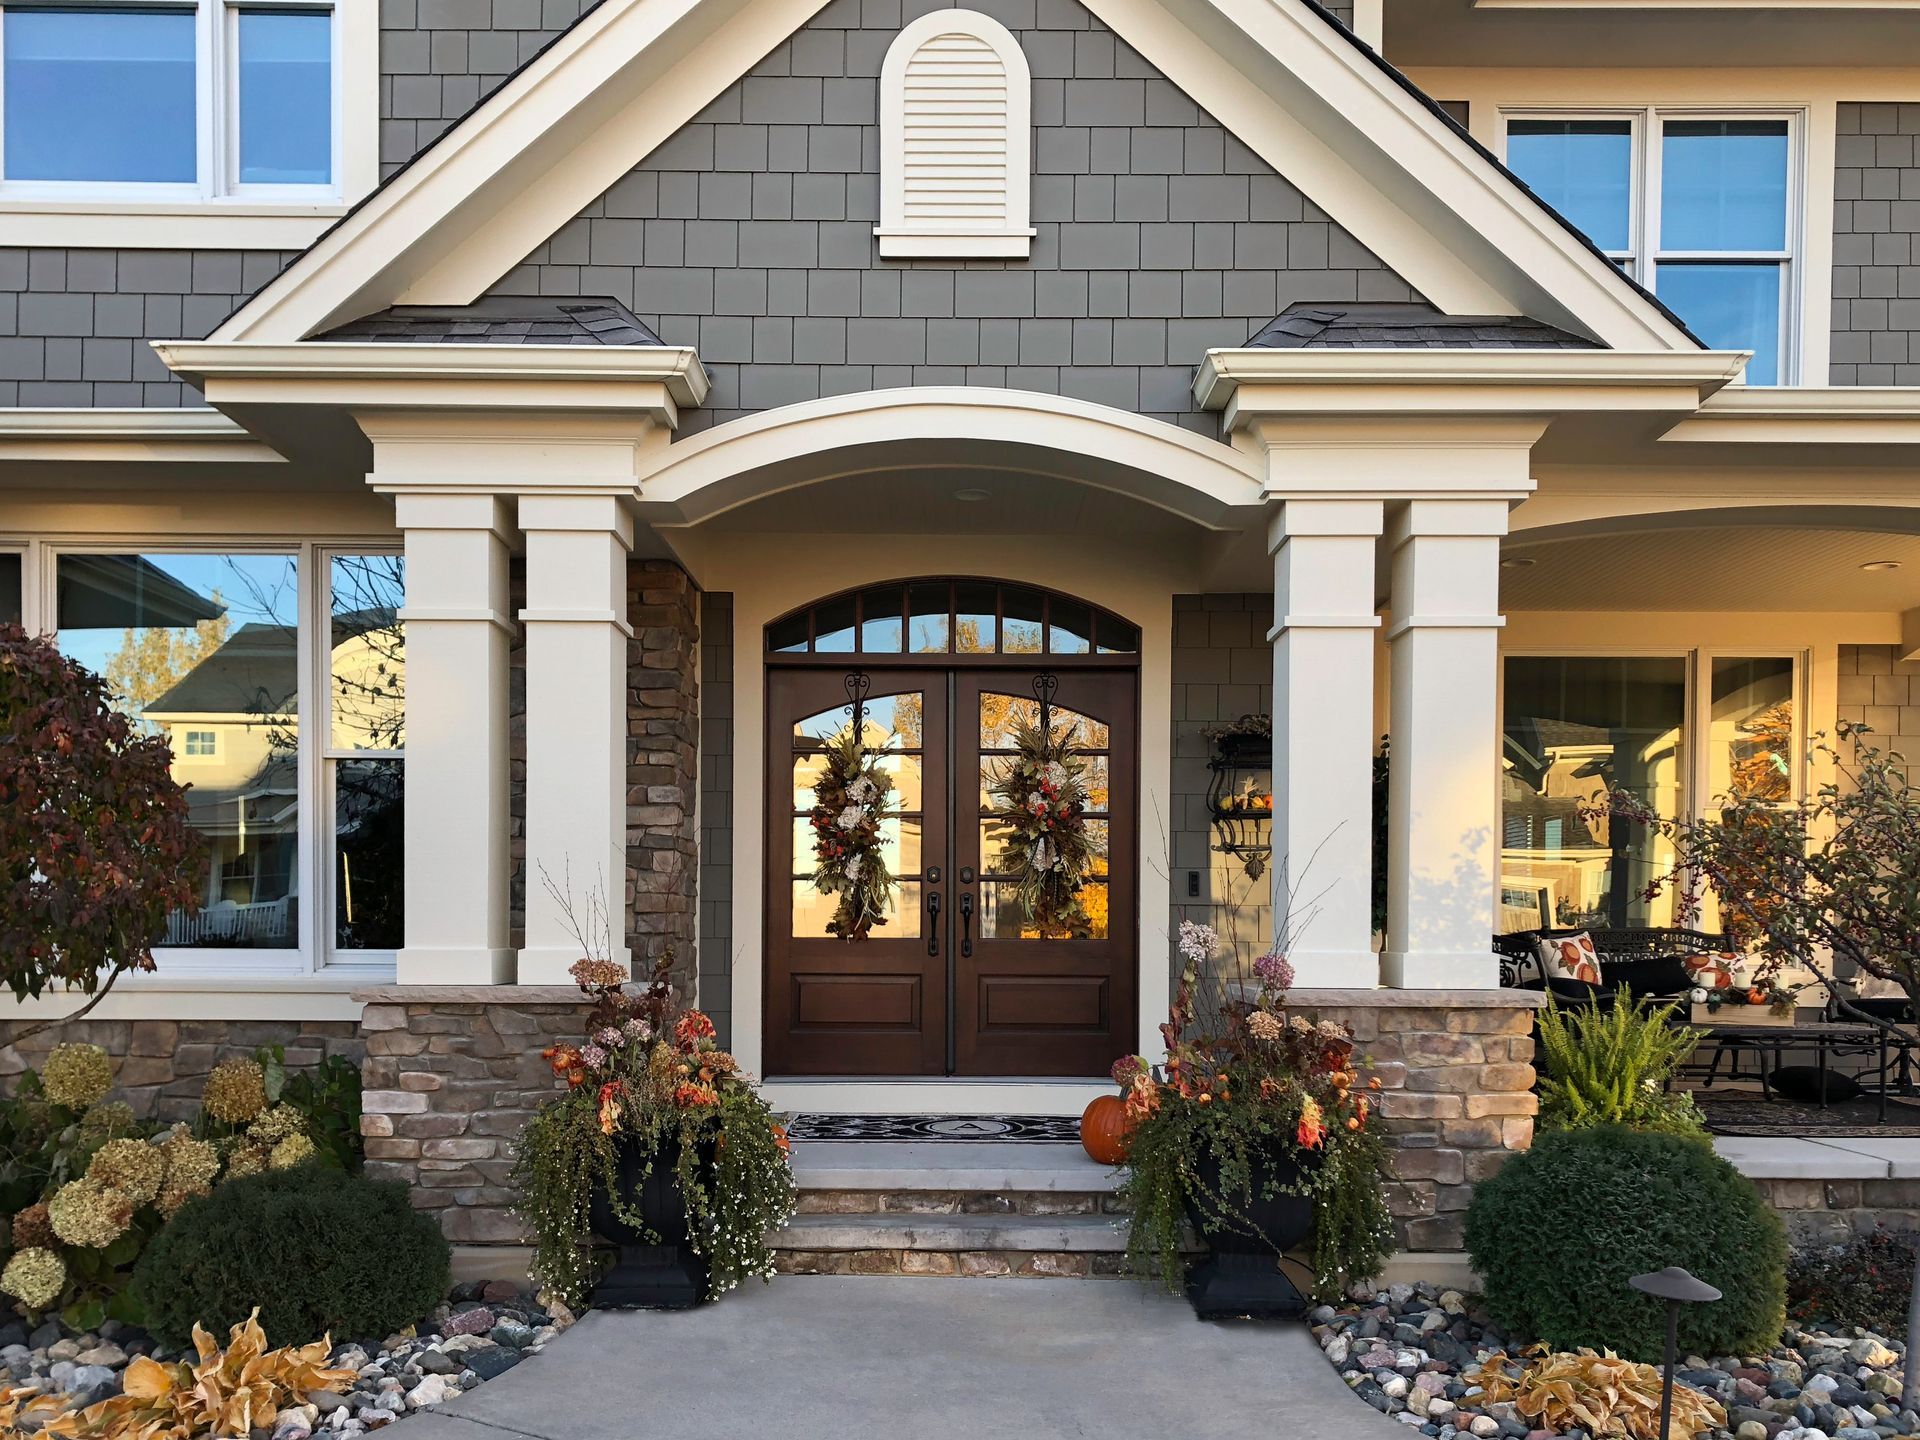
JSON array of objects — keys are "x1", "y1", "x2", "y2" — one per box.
[
  {"x1": 1464, "y1": 1126, "x2": 1786, "y2": 1360},
  {"x1": 131, "y1": 1168, "x2": 450, "y2": 1348}
]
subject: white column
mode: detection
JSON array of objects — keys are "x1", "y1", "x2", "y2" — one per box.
[
  {"x1": 519, "y1": 493, "x2": 634, "y2": 983},
  {"x1": 394, "y1": 494, "x2": 516, "y2": 984},
  {"x1": 1382, "y1": 498, "x2": 1508, "y2": 989},
  {"x1": 1269, "y1": 499, "x2": 1384, "y2": 987}
]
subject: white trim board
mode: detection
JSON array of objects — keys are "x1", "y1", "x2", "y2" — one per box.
[
  {"x1": 203, "y1": 0, "x2": 1699, "y2": 353},
  {"x1": 763, "y1": 1080, "x2": 1113, "y2": 1116}
]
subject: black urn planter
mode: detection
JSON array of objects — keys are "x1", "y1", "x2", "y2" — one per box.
[
  {"x1": 1181, "y1": 1140, "x2": 1318, "y2": 1321},
  {"x1": 587, "y1": 1132, "x2": 715, "y2": 1310}
]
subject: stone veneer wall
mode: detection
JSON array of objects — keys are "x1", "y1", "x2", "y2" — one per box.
[
  {"x1": 628, "y1": 562, "x2": 701, "y2": 997},
  {"x1": 1752, "y1": 1179, "x2": 1920, "y2": 1247},
  {"x1": 1836, "y1": 644, "x2": 1920, "y2": 786},
  {"x1": 0, "y1": 1019, "x2": 362, "y2": 1124}
]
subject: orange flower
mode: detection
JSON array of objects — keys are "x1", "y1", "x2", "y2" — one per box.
[
  {"x1": 1198, "y1": 1093, "x2": 1212, "y2": 1104},
  {"x1": 1296, "y1": 1095, "x2": 1325, "y2": 1150},
  {"x1": 597, "y1": 1081, "x2": 626, "y2": 1135},
  {"x1": 672, "y1": 1081, "x2": 720, "y2": 1108},
  {"x1": 674, "y1": 1011, "x2": 718, "y2": 1052}
]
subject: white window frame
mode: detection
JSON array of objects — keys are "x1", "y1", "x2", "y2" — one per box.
[
  {"x1": 1501, "y1": 105, "x2": 1807, "y2": 385},
  {"x1": 875, "y1": 7, "x2": 1035, "y2": 259},
  {"x1": 181, "y1": 727, "x2": 219, "y2": 759},
  {"x1": 11, "y1": 537, "x2": 402, "y2": 982},
  {"x1": 317, "y1": 547, "x2": 404, "y2": 974},
  {"x1": 0, "y1": 0, "x2": 375, "y2": 248}
]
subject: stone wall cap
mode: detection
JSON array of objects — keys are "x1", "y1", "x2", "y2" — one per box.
[
  {"x1": 1286, "y1": 988, "x2": 1546, "y2": 1009},
  {"x1": 354, "y1": 985, "x2": 589, "y2": 1005}
]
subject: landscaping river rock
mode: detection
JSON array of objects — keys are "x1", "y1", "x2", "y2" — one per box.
[
  {"x1": 0, "y1": 1281, "x2": 571, "y2": 1436},
  {"x1": 1316, "y1": 1281, "x2": 1919, "y2": 1440}
]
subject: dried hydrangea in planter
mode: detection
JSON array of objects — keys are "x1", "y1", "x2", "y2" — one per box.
[
  {"x1": 512, "y1": 949, "x2": 796, "y2": 1310},
  {"x1": 1115, "y1": 922, "x2": 1391, "y2": 1320}
]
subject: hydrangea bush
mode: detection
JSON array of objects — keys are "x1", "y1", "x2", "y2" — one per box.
[{"x1": 0, "y1": 1046, "x2": 358, "y2": 1331}]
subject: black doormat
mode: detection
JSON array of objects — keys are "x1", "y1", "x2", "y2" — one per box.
[
  {"x1": 784, "y1": 1114, "x2": 1083, "y2": 1143},
  {"x1": 1697, "y1": 1091, "x2": 1920, "y2": 1137}
]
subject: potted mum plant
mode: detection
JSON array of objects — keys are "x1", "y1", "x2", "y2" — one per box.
[
  {"x1": 512, "y1": 940, "x2": 795, "y2": 1311},
  {"x1": 1116, "y1": 921, "x2": 1390, "y2": 1320}
]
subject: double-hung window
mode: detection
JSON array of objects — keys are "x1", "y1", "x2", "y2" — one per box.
[
  {"x1": 0, "y1": 1, "x2": 337, "y2": 201},
  {"x1": 1505, "y1": 110, "x2": 1798, "y2": 384}
]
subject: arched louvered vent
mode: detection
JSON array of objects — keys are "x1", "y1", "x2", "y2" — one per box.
[{"x1": 876, "y1": 9, "x2": 1034, "y2": 259}]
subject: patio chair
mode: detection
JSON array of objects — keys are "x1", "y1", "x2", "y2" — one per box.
[{"x1": 1494, "y1": 926, "x2": 1726, "y2": 1004}]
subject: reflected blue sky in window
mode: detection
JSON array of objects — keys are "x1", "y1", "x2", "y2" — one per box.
[
  {"x1": 3, "y1": 9, "x2": 195, "y2": 182},
  {"x1": 1506, "y1": 119, "x2": 1633, "y2": 254},
  {"x1": 1660, "y1": 120, "x2": 1788, "y2": 252},
  {"x1": 1657, "y1": 262, "x2": 1781, "y2": 384},
  {"x1": 238, "y1": 9, "x2": 331, "y2": 185}
]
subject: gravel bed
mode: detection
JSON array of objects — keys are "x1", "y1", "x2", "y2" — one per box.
[
  {"x1": 1314, "y1": 1281, "x2": 1920, "y2": 1440},
  {"x1": 0, "y1": 1280, "x2": 575, "y2": 1437}
]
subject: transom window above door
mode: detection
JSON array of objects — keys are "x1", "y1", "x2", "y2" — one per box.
[
  {"x1": 0, "y1": 0, "x2": 359, "y2": 213},
  {"x1": 1503, "y1": 110, "x2": 1798, "y2": 384},
  {"x1": 767, "y1": 580, "x2": 1140, "y2": 659}
]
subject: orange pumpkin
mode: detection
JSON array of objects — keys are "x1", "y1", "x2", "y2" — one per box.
[
  {"x1": 1080, "y1": 1093, "x2": 1134, "y2": 1165},
  {"x1": 772, "y1": 1121, "x2": 791, "y2": 1155}
]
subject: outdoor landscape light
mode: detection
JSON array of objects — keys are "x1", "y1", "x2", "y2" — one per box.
[{"x1": 1629, "y1": 1266, "x2": 1722, "y2": 1440}]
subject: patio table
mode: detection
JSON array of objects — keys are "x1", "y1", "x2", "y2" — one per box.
[{"x1": 1692, "y1": 1018, "x2": 1920, "y2": 1122}]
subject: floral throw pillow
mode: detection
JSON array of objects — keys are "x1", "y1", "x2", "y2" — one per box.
[
  {"x1": 1535, "y1": 932, "x2": 1602, "y2": 986},
  {"x1": 1682, "y1": 952, "x2": 1751, "y2": 991}
]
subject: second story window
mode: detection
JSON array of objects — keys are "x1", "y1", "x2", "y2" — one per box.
[
  {"x1": 1506, "y1": 110, "x2": 1797, "y2": 385},
  {"x1": 0, "y1": 2, "x2": 335, "y2": 200}
]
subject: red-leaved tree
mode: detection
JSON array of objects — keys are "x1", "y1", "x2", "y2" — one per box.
[{"x1": 0, "y1": 624, "x2": 205, "y2": 1033}]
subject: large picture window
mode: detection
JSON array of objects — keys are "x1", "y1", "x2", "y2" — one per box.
[
  {"x1": 1505, "y1": 110, "x2": 1797, "y2": 384},
  {"x1": 1500, "y1": 652, "x2": 1802, "y2": 935},
  {"x1": 0, "y1": 1, "x2": 337, "y2": 199},
  {"x1": 54, "y1": 551, "x2": 301, "y2": 951},
  {"x1": 326, "y1": 553, "x2": 403, "y2": 954}
]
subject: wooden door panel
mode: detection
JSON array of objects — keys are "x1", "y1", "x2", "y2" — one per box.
[
  {"x1": 953, "y1": 669, "x2": 1137, "y2": 1076},
  {"x1": 764, "y1": 668, "x2": 948, "y2": 1076}
]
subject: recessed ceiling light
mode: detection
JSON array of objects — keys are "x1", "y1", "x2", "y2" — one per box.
[
  {"x1": 1501, "y1": 556, "x2": 1538, "y2": 569},
  {"x1": 1861, "y1": 560, "x2": 1903, "y2": 572},
  {"x1": 953, "y1": 488, "x2": 992, "y2": 503}
]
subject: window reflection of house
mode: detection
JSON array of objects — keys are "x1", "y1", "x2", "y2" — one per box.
[{"x1": 141, "y1": 622, "x2": 299, "y2": 947}]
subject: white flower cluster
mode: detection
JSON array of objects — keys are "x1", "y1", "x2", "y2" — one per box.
[{"x1": 837, "y1": 803, "x2": 867, "y2": 831}]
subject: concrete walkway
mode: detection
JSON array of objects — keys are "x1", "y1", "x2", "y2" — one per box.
[{"x1": 395, "y1": 1276, "x2": 1404, "y2": 1440}]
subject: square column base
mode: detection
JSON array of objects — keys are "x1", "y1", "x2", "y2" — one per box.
[
  {"x1": 397, "y1": 946, "x2": 517, "y2": 986},
  {"x1": 518, "y1": 944, "x2": 634, "y2": 987},
  {"x1": 1379, "y1": 949, "x2": 1500, "y2": 990},
  {"x1": 1289, "y1": 948, "x2": 1381, "y2": 990}
]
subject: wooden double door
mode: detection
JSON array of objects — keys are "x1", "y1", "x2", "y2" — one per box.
[{"x1": 767, "y1": 665, "x2": 1137, "y2": 1076}]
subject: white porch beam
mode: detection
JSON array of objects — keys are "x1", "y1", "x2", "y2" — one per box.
[
  {"x1": 1268, "y1": 498, "x2": 1384, "y2": 986},
  {"x1": 1381, "y1": 497, "x2": 1509, "y2": 989},
  {"x1": 519, "y1": 493, "x2": 637, "y2": 984},
  {"x1": 391, "y1": 493, "x2": 517, "y2": 984}
]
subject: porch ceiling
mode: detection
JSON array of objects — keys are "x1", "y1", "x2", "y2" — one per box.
[{"x1": 1499, "y1": 521, "x2": 1920, "y2": 611}]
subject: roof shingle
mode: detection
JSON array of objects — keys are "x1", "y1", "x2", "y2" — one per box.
[
  {"x1": 1247, "y1": 301, "x2": 1597, "y2": 351},
  {"x1": 317, "y1": 296, "x2": 665, "y2": 347}
]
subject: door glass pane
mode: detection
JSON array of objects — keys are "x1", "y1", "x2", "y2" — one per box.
[
  {"x1": 1710, "y1": 656, "x2": 1795, "y2": 802},
  {"x1": 1063, "y1": 712, "x2": 1109, "y2": 749},
  {"x1": 880, "y1": 816, "x2": 922, "y2": 874},
  {"x1": 1655, "y1": 262, "x2": 1782, "y2": 385},
  {"x1": 908, "y1": 582, "x2": 950, "y2": 653},
  {"x1": 769, "y1": 611, "x2": 809, "y2": 653},
  {"x1": 859, "y1": 586, "x2": 903, "y2": 653},
  {"x1": 335, "y1": 758, "x2": 402, "y2": 950},
  {"x1": 3, "y1": 8, "x2": 196, "y2": 183},
  {"x1": 793, "y1": 692, "x2": 922, "y2": 747},
  {"x1": 237, "y1": 8, "x2": 332, "y2": 186},
  {"x1": 980, "y1": 694, "x2": 1040, "y2": 749},
  {"x1": 874, "y1": 752, "x2": 923, "y2": 810},
  {"x1": 1049, "y1": 599, "x2": 1093, "y2": 655},
  {"x1": 1660, "y1": 119, "x2": 1788, "y2": 253},
  {"x1": 1096, "y1": 613, "x2": 1139, "y2": 654},
  {"x1": 1084, "y1": 819, "x2": 1109, "y2": 876},
  {"x1": 0, "y1": 554, "x2": 19, "y2": 624},
  {"x1": 56, "y1": 552, "x2": 301, "y2": 949},
  {"x1": 1501, "y1": 655, "x2": 1687, "y2": 931},
  {"x1": 793, "y1": 753, "x2": 827, "y2": 807},
  {"x1": 813, "y1": 594, "x2": 857, "y2": 652},
  {"x1": 1506, "y1": 118, "x2": 1633, "y2": 254},
  {"x1": 790, "y1": 879, "x2": 920, "y2": 938},
  {"x1": 955, "y1": 582, "x2": 996, "y2": 653},
  {"x1": 1002, "y1": 587, "x2": 1044, "y2": 654},
  {"x1": 329, "y1": 554, "x2": 404, "y2": 751},
  {"x1": 1080, "y1": 754, "x2": 1110, "y2": 812},
  {"x1": 979, "y1": 754, "x2": 1014, "y2": 809},
  {"x1": 980, "y1": 880, "x2": 1108, "y2": 939}
]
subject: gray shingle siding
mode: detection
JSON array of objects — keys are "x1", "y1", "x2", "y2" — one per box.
[
  {"x1": 380, "y1": 0, "x2": 597, "y2": 177},
  {"x1": 1831, "y1": 101, "x2": 1920, "y2": 386},
  {"x1": 483, "y1": 0, "x2": 1419, "y2": 435},
  {"x1": 1321, "y1": 2, "x2": 1354, "y2": 27},
  {"x1": 0, "y1": 249, "x2": 293, "y2": 407}
]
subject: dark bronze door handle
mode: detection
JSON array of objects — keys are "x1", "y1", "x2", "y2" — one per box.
[
  {"x1": 927, "y1": 890, "x2": 941, "y2": 957},
  {"x1": 959, "y1": 892, "x2": 974, "y2": 958}
]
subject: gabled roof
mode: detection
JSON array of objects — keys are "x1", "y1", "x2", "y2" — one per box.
[
  {"x1": 201, "y1": 0, "x2": 1701, "y2": 356},
  {"x1": 317, "y1": 297, "x2": 665, "y2": 347},
  {"x1": 1248, "y1": 302, "x2": 1596, "y2": 351}
]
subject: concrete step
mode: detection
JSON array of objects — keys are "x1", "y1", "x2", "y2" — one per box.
[
  {"x1": 775, "y1": 1212, "x2": 1128, "y2": 1253},
  {"x1": 788, "y1": 1140, "x2": 1120, "y2": 1194}
]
